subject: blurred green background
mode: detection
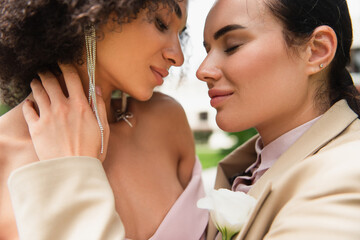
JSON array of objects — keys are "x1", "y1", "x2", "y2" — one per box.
[
  {"x1": 196, "y1": 128, "x2": 257, "y2": 169},
  {"x1": 0, "y1": 104, "x2": 9, "y2": 116}
]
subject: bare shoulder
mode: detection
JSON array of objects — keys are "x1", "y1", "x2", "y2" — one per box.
[
  {"x1": 129, "y1": 92, "x2": 190, "y2": 130},
  {"x1": 143, "y1": 92, "x2": 196, "y2": 187},
  {"x1": 130, "y1": 92, "x2": 189, "y2": 135},
  {"x1": 140, "y1": 92, "x2": 186, "y2": 119},
  {"x1": 0, "y1": 104, "x2": 27, "y2": 140},
  {"x1": 0, "y1": 115, "x2": 9, "y2": 159},
  {"x1": 0, "y1": 107, "x2": 18, "y2": 147},
  {"x1": 0, "y1": 105, "x2": 34, "y2": 163},
  {"x1": 129, "y1": 92, "x2": 195, "y2": 187}
]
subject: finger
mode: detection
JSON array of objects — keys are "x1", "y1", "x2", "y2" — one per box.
[
  {"x1": 38, "y1": 71, "x2": 65, "y2": 103},
  {"x1": 22, "y1": 99, "x2": 39, "y2": 124},
  {"x1": 30, "y1": 79, "x2": 50, "y2": 113},
  {"x1": 96, "y1": 86, "x2": 108, "y2": 126},
  {"x1": 96, "y1": 86, "x2": 109, "y2": 160},
  {"x1": 58, "y1": 63, "x2": 86, "y2": 101}
]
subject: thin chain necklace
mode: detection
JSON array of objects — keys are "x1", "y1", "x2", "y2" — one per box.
[{"x1": 114, "y1": 92, "x2": 133, "y2": 127}]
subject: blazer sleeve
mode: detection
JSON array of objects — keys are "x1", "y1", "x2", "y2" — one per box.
[
  {"x1": 263, "y1": 142, "x2": 360, "y2": 240},
  {"x1": 7, "y1": 157, "x2": 125, "y2": 240}
]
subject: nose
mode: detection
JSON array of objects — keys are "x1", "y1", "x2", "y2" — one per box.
[
  {"x1": 196, "y1": 54, "x2": 222, "y2": 83},
  {"x1": 162, "y1": 36, "x2": 184, "y2": 67}
]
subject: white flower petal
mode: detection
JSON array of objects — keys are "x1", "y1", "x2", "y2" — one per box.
[
  {"x1": 197, "y1": 188, "x2": 257, "y2": 236},
  {"x1": 197, "y1": 196, "x2": 215, "y2": 210}
]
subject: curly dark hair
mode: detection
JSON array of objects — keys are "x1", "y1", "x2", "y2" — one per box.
[{"x1": 0, "y1": 0, "x2": 184, "y2": 107}]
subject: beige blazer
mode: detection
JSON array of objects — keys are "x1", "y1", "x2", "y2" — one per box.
[
  {"x1": 208, "y1": 100, "x2": 360, "y2": 240},
  {"x1": 8, "y1": 156, "x2": 125, "y2": 240}
]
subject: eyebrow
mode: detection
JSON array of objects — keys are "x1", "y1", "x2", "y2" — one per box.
[
  {"x1": 174, "y1": 3, "x2": 182, "y2": 19},
  {"x1": 214, "y1": 24, "x2": 246, "y2": 40}
]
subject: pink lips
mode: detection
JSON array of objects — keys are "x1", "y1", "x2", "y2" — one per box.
[
  {"x1": 150, "y1": 66, "x2": 169, "y2": 86},
  {"x1": 208, "y1": 89, "x2": 233, "y2": 108}
]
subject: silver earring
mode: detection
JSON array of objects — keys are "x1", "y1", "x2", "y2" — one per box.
[
  {"x1": 320, "y1": 64, "x2": 324, "y2": 68},
  {"x1": 85, "y1": 24, "x2": 104, "y2": 154}
]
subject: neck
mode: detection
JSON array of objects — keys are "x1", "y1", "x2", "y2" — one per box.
[
  {"x1": 73, "y1": 62, "x2": 116, "y2": 123},
  {"x1": 256, "y1": 102, "x2": 322, "y2": 146}
]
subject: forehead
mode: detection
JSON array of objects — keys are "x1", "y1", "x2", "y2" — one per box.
[
  {"x1": 204, "y1": 0, "x2": 271, "y2": 34},
  {"x1": 158, "y1": 0, "x2": 188, "y2": 23}
]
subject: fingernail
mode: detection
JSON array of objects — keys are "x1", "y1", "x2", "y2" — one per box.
[{"x1": 95, "y1": 86, "x2": 102, "y2": 96}]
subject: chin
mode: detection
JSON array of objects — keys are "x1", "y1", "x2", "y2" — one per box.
[
  {"x1": 216, "y1": 113, "x2": 252, "y2": 133},
  {"x1": 217, "y1": 121, "x2": 237, "y2": 133},
  {"x1": 130, "y1": 89, "x2": 154, "y2": 101},
  {"x1": 216, "y1": 115, "x2": 233, "y2": 132}
]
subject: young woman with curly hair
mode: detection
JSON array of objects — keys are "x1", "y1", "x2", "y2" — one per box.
[{"x1": 0, "y1": 0, "x2": 208, "y2": 239}]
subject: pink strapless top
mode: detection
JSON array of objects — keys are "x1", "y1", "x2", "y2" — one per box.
[{"x1": 126, "y1": 158, "x2": 209, "y2": 240}]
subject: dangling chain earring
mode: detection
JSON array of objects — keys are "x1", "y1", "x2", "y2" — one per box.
[
  {"x1": 115, "y1": 91, "x2": 133, "y2": 127},
  {"x1": 85, "y1": 24, "x2": 104, "y2": 154}
]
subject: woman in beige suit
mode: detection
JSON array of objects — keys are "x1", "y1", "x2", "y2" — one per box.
[
  {"x1": 198, "y1": 0, "x2": 360, "y2": 239},
  {"x1": 7, "y1": 0, "x2": 360, "y2": 239}
]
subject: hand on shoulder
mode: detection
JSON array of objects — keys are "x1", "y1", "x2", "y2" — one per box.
[{"x1": 23, "y1": 64, "x2": 110, "y2": 162}]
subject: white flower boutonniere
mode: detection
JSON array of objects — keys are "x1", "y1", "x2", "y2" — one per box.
[{"x1": 197, "y1": 188, "x2": 257, "y2": 240}]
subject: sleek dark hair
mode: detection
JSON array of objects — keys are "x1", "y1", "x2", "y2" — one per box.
[
  {"x1": 265, "y1": 0, "x2": 360, "y2": 115},
  {"x1": 0, "y1": 0, "x2": 184, "y2": 107}
]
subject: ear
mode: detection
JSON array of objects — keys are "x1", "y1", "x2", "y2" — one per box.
[{"x1": 305, "y1": 26, "x2": 337, "y2": 75}]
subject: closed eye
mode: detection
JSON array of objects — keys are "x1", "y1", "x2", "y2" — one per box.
[
  {"x1": 225, "y1": 45, "x2": 240, "y2": 54},
  {"x1": 155, "y1": 17, "x2": 168, "y2": 32}
]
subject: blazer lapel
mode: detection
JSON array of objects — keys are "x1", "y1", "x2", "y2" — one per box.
[
  {"x1": 235, "y1": 182, "x2": 272, "y2": 240},
  {"x1": 207, "y1": 135, "x2": 259, "y2": 239},
  {"x1": 210, "y1": 100, "x2": 357, "y2": 240},
  {"x1": 214, "y1": 134, "x2": 259, "y2": 190},
  {"x1": 248, "y1": 100, "x2": 357, "y2": 197}
]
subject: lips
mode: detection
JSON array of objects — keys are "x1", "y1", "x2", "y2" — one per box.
[
  {"x1": 150, "y1": 66, "x2": 169, "y2": 78},
  {"x1": 208, "y1": 89, "x2": 234, "y2": 108},
  {"x1": 208, "y1": 89, "x2": 233, "y2": 98},
  {"x1": 150, "y1": 66, "x2": 169, "y2": 86}
]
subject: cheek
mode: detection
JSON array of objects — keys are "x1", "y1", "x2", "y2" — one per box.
[
  {"x1": 234, "y1": 41, "x2": 299, "y2": 98},
  {"x1": 217, "y1": 43, "x2": 303, "y2": 131},
  {"x1": 224, "y1": 45, "x2": 282, "y2": 99}
]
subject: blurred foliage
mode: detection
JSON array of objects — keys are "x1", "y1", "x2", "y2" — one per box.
[
  {"x1": 0, "y1": 104, "x2": 10, "y2": 116},
  {"x1": 196, "y1": 144, "x2": 227, "y2": 169},
  {"x1": 193, "y1": 130, "x2": 213, "y2": 144},
  {"x1": 220, "y1": 128, "x2": 258, "y2": 155},
  {"x1": 196, "y1": 128, "x2": 258, "y2": 169}
]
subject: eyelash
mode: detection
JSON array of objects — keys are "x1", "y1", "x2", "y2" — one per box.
[
  {"x1": 155, "y1": 17, "x2": 169, "y2": 32},
  {"x1": 225, "y1": 45, "x2": 240, "y2": 54},
  {"x1": 179, "y1": 26, "x2": 187, "y2": 38}
]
